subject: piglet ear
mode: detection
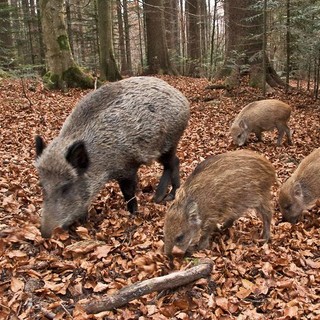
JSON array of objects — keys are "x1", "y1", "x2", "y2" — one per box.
[
  {"x1": 66, "y1": 141, "x2": 89, "y2": 174},
  {"x1": 239, "y1": 119, "x2": 247, "y2": 130},
  {"x1": 186, "y1": 200, "x2": 201, "y2": 226},
  {"x1": 293, "y1": 182, "x2": 303, "y2": 199},
  {"x1": 35, "y1": 135, "x2": 46, "y2": 158}
]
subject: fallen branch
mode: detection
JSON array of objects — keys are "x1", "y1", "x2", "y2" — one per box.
[{"x1": 84, "y1": 259, "x2": 213, "y2": 314}]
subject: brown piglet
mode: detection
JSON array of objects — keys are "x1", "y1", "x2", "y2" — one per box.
[
  {"x1": 279, "y1": 147, "x2": 320, "y2": 223},
  {"x1": 230, "y1": 99, "x2": 292, "y2": 146},
  {"x1": 164, "y1": 150, "x2": 276, "y2": 257}
]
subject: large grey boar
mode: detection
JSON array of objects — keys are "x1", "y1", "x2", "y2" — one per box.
[
  {"x1": 230, "y1": 99, "x2": 292, "y2": 146},
  {"x1": 164, "y1": 150, "x2": 276, "y2": 257},
  {"x1": 279, "y1": 147, "x2": 320, "y2": 223},
  {"x1": 35, "y1": 76, "x2": 190, "y2": 238}
]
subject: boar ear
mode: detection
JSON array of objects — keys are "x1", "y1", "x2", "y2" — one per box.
[
  {"x1": 66, "y1": 141, "x2": 89, "y2": 174},
  {"x1": 239, "y1": 119, "x2": 248, "y2": 130},
  {"x1": 293, "y1": 182, "x2": 303, "y2": 199},
  {"x1": 35, "y1": 135, "x2": 46, "y2": 158},
  {"x1": 186, "y1": 200, "x2": 201, "y2": 226}
]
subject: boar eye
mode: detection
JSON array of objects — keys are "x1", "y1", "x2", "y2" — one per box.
[
  {"x1": 60, "y1": 184, "x2": 71, "y2": 196},
  {"x1": 284, "y1": 204, "x2": 291, "y2": 211},
  {"x1": 175, "y1": 234, "x2": 184, "y2": 243}
]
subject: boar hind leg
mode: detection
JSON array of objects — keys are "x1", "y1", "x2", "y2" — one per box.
[
  {"x1": 256, "y1": 202, "x2": 272, "y2": 242},
  {"x1": 118, "y1": 171, "x2": 138, "y2": 213},
  {"x1": 284, "y1": 125, "x2": 292, "y2": 145},
  {"x1": 254, "y1": 130, "x2": 263, "y2": 142},
  {"x1": 154, "y1": 149, "x2": 180, "y2": 203}
]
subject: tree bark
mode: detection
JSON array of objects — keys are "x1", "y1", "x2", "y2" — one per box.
[
  {"x1": 83, "y1": 259, "x2": 213, "y2": 314},
  {"x1": 97, "y1": 0, "x2": 121, "y2": 82},
  {"x1": 0, "y1": 0, "x2": 13, "y2": 69},
  {"x1": 216, "y1": 0, "x2": 285, "y2": 89},
  {"x1": 40, "y1": 0, "x2": 93, "y2": 89},
  {"x1": 143, "y1": 0, "x2": 176, "y2": 75},
  {"x1": 186, "y1": 0, "x2": 201, "y2": 77}
]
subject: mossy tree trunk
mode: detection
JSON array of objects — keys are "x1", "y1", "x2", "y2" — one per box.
[
  {"x1": 216, "y1": 0, "x2": 284, "y2": 90},
  {"x1": 40, "y1": 0, "x2": 93, "y2": 89}
]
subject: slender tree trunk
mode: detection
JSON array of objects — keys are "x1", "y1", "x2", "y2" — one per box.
[
  {"x1": 40, "y1": 0, "x2": 93, "y2": 89},
  {"x1": 186, "y1": 0, "x2": 201, "y2": 77},
  {"x1": 262, "y1": 0, "x2": 267, "y2": 96},
  {"x1": 117, "y1": 0, "x2": 128, "y2": 73},
  {"x1": 285, "y1": 0, "x2": 290, "y2": 93},
  {"x1": 136, "y1": 0, "x2": 144, "y2": 72},
  {"x1": 123, "y1": 0, "x2": 132, "y2": 75},
  {"x1": 0, "y1": 0, "x2": 13, "y2": 69},
  {"x1": 179, "y1": 0, "x2": 186, "y2": 74},
  {"x1": 96, "y1": 0, "x2": 121, "y2": 81},
  {"x1": 209, "y1": 0, "x2": 218, "y2": 78}
]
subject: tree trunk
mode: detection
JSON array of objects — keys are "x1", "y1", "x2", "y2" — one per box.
[
  {"x1": 216, "y1": 0, "x2": 284, "y2": 89},
  {"x1": 117, "y1": 0, "x2": 128, "y2": 73},
  {"x1": 164, "y1": 0, "x2": 180, "y2": 71},
  {"x1": 40, "y1": 0, "x2": 93, "y2": 89},
  {"x1": 0, "y1": 0, "x2": 13, "y2": 69},
  {"x1": 143, "y1": 0, "x2": 176, "y2": 75},
  {"x1": 186, "y1": 0, "x2": 201, "y2": 77},
  {"x1": 97, "y1": 0, "x2": 121, "y2": 82}
]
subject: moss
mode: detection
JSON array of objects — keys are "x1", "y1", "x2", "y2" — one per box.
[
  {"x1": 57, "y1": 35, "x2": 70, "y2": 51},
  {"x1": 43, "y1": 67, "x2": 94, "y2": 90},
  {"x1": 63, "y1": 66, "x2": 94, "y2": 89},
  {"x1": 43, "y1": 72, "x2": 61, "y2": 89}
]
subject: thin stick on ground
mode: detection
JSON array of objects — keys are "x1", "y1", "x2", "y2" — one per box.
[{"x1": 83, "y1": 259, "x2": 213, "y2": 314}]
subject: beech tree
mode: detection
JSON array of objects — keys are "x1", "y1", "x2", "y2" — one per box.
[
  {"x1": 97, "y1": 0, "x2": 121, "y2": 81},
  {"x1": 143, "y1": 0, "x2": 175, "y2": 74},
  {"x1": 40, "y1": 0, "x2": 93, "y2": 89},
  {"x1": 216, "y1": 0, "x2": 284, "y2": 89}
]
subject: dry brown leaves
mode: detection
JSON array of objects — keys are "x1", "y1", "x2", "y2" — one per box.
[{"x1": 0, "y1": 76, "x2": 319, "y2": 319}]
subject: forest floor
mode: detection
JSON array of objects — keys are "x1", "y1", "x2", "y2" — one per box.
[{"x1": 0, "y1": 76, "x2": 319, "y2": 320}]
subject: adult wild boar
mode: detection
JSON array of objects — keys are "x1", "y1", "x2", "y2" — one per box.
[
  {"x1": 230, "y1": 99, "x2": 292, "y2": 146},
  {"x1": 279, "y1": 147, "x2": 320, "y2": 223},
  {"x1": 164, "y1": 150, "x2": 276, "y2": 257},
  {"x1": 35, "y1": 77, "x2": 190, "y2": 238}
]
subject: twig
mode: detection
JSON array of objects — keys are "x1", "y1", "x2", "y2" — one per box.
[
  {"x1": 83, "y1": 259, "x2": 213, "y2": 314},
  {"x1": 20, "y1": 77, "x2": 33, "y2": 107}
]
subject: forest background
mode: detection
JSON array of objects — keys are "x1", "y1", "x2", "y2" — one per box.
[{"x1": 0, "y1": 0, "x2": 320, "y2": 96}]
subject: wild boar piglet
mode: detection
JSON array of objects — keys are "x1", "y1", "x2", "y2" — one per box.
[
  {"x1": 230, "y1": 99, "x2": 292, "y2": 146},
  {"x1": 279, "y1": 147, "x2": 320, "y2": 224},
  {"x1": 35, "y1": 76, "x2": 190, "y2": 238},
  {"x1": 164, "y1": 150, "x2": 276, "y2": 257}
]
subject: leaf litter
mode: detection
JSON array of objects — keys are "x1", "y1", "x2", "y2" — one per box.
[{"x1": 0, "y1": 76, "x2": 319, "y2": 319}]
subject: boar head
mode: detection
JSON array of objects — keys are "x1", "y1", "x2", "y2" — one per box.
[
  {"x1": 164, "y1": 198, "x2": 202, "y2": 258},
  {"x1": 231, "y1": 120, "x2": 249, "y2": 146},
  {"x1": 35, "y1": 136, "x2": 91, "y2": 238},
  {"x1": 279, "y1": 182, "x2": 305, "y2": 224}
]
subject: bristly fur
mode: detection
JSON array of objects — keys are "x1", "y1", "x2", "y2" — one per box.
[
  {"x1": 35, "y1": 77, "x2": 190, "y2": 238},
  {"x1": 279, "y1": 147, "x2": 320, "y2": 223},
  {"x1": 164, "y1": 150, "x2": 276, "y2": 257},
  {"x1": 230, "y1": 99, "x2": 292, "y2": 146}
]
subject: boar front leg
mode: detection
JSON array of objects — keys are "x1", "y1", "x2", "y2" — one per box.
[
  {"x1": 118, "y1": 170, "x2": 138, "y2": 213},
  {"x1": 254, "y1": 129, "x2": 263, "y2": 142},
  {"x1": 154, "y1": 149, "x2": 180, "y2": 203},
  {"x1": 256, "y1": 202, "x2": 272, "y2": 242}
]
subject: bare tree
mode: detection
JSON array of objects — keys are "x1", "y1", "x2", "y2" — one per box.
[
  {"x1": 97, "y1": 0, "x2": 121, "y2": 81},
  {"x1": 143, "y1": 0, "x2": 175, "y2": 74},
  {"x1": 216, "y1": 0, "x2": 284, "y2": 89}
]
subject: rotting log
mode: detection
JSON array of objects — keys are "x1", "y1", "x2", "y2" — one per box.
[{"x1": 83, "y1": 259, "x2": 213, "y2": 314}]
